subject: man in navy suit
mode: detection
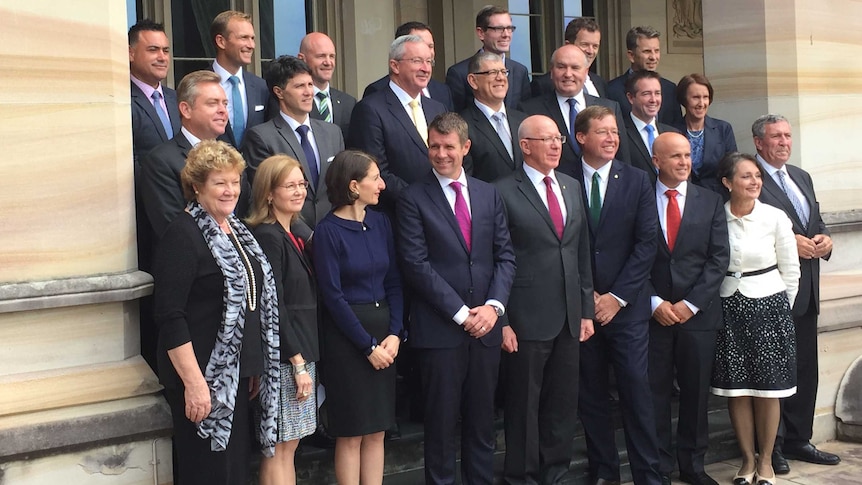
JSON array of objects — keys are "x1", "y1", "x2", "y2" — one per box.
[
  {"x1": 520, "y1": 45, "x2": 629, "y2": 180},
  {"x1": 530, "y1": 17, "x2": 608, "y2": 99},
  {"x1": 574, "y1": 105, "x2": 661, "y2": 485},
  {"x1": 210, "y1": 10, "x2": 271, "y2": 149},
  {"x1": 243, "y1": 56, "x2": 344, "y2": 228},
  {"x1": 648, "y1": 133, "x2": 728, "y2": 485},
  {"x1": 446, "y1": 5, "x2": 531, "y2": 112},
  {"x1": 461, "y1": 51, "x2": 528, "y2": 182},
  {"x1": 606, "y1": 26, "x2": 684, "y2": 127},
  {"x1": 363, "y1": 22, "x2": 454, "y2": 111},
  {"x1": 495, "y1": 114, "x2": 595, "y2": 484},
  {"x1": 624, "y1": 70, "x2": 680, "y2": 185},
  {"x1": 753, "y1": 114, "x2": 839, "y2": 473},
  {"x1": 396, "y1": 112, "x2": 516, "y2": 484},
  {"x1": 348, "y1": 35, "x2": 448, "y2": 211},
  {"x1": 299, "y1": 32, "x2": 357, "y2": 142}
]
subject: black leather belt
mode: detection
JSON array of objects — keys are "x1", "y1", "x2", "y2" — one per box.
[{"x1": 726, "y1": 264, "x2": 778, "y2": 279}]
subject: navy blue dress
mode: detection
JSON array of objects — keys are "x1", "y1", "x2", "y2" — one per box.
[{"x1": 312, "y1": 210, "x2": 404, "y2": 436}]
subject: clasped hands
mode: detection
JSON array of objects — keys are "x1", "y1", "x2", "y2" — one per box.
[
  {"x1": 463, "y1": 304, "x2": 497, "y2": 338},
  {"x1": 796, "y1": 234, "x2": 832, "y2": 260},
  {"x1": 652, "y1": 300, "x2": 695, "y2": 326},
  {"x1": 367, "y1": 334, "x2": 401, "y2": 370}
]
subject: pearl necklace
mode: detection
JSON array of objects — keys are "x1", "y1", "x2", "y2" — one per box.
[
  {"x1": 228, "y1": 226, "x2": 258, "y2": 312},
  {"x1": 687, "y1": 128, "x2": 704, "y2": 139}
]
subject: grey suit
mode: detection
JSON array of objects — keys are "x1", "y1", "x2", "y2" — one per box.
[
  {"x1": 460, "y1": 103, "x2": 527, "y2": 182},
  {"x1": 243, "y1": 115, "x2": 344, "y2": 228},
  {"x1": 309, "y1": 87, "x2": 356, "y2": 142},
  {"x1": 495, "y1": 167, "x2": 594, "y2": 483}
]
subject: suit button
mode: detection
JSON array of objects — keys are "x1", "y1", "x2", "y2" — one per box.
[
  {"x1": 469, "y1": 261, "x2": 473, "y2": 266},
  {"x1": 670, "y1": 259, "x2": 675, "y2": 265},
  {"x1": 468, "y1": 288, "x2": 474, "y2": 294}
]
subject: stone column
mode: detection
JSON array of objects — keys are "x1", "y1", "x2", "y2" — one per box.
[{"x1": 0, "y1": 2, "x2": 171, "y2": 483}]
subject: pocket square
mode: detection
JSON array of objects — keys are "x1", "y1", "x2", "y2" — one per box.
[
  {"x1": 254, "y1": 105, "x2": 265, "y2": 112},
  {"x1": 326, "y1": 156, "x2": 335, "y2": 163}
]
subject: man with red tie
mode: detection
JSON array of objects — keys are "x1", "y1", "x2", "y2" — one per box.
[
  {"x1": 396, "y1": 112, "x2": 516, "y2": 484},
  {"x1": 647, "y1": 132, "x2": 728, "y2": 485},
  {"x1": 494, "y1": 114, "x2": 596, "y2": 484}
]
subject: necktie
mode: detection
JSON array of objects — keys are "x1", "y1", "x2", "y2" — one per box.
[
  {"x1": 567, "y1": 98, "x2": 580, "y2": 154},
  {"x1": 491, "y1": 112, "x2": 514, "y2": 159},
  {"x1": 316, "y1": 91, "x2": 332, "y2": 123},
  {"x1": 409, "y1": 99, "x2": 428, "y2": 146},
  {"x1": 543, "y1": 177, "x2": 564, "y2": 239},
  {"x1": 450, "y1": 181, "x2": 471, "y2": 252},
  {"x1": 645, "y1": 124, "x2": 656, "y2": 156},
  {"x1": 296, "y1": 125, "x2": 320, "y2": 189},
  {"x1": 665, "y1": 189, "x2": 681, "y2": 252},
  {"x1": 151, "y1": 91, "x2": 173, "y2": 138},
  {"x1": 589, "y1": 171, "x2": 602, "y2": 224},
  {"x1": 228, "y1": 75, "x2": 245, "y2": 146},
  {"x1": 776, "y1": 170, "x2": 808, "y2": 227}
]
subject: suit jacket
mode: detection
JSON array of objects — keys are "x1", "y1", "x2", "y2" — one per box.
[
  {"x1": 587, "y1": 160, "x2": 658, "y2": 323},
  {"x1": 759, "y1": 163, "x2": 830, "y2": 315},
  {"x1": 396, "y1": 172, "x2": 516, "y2": 349},
  {"x1": 309, "y1": 87, "x2": 357, "y2": 142},
  {"x1": 519, "y1": 91, "x2": 630, "y2": 179},
  {"x1": 140, "y1": 131, "x2": 252, "y2": 239},
  {"x1": 625, "y1": 115, "x2": 680, "y2": 184},
  {"x1": 446, "y1": 54, "x2": 531, "y2": 113},
  {"x1": 131, "y1": 81, "x2": 181, "y2": 163},
  {"x1": 210, "y1": 66, "x2": 272, "y2": 150},
  {"x1": 648, "y1": 183, "x2": 729, "y2": 331},
  {"x1": 607, "y1": 72, "x2": 684, "y2": 127},
  {"x1": 243, "y1": 115, "x2": 344, "y2": 228},
  {"x1": 530, "y1": 71, "x2": 608, "y2": 99},
  {"x1": 671, "y1": 116, "x2": 737, "y2": 194},
  {"x1": 253, "y1": 221, "x2": 319, "y2": 362},
  {"x1": 363, "y1": 76, "x2": 454, "y2": 111},
  {"x1": 346, "y1": 87, "x2": 448, "y2": 208},
  {"x1": 495, "y1": 168, "x2": 594, "y2": 340},
  {"x1": 460, "y1": 103, "x2": 528, "y2": 182}
]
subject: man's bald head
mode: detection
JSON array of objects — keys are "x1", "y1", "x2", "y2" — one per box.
[
  {"x1": 652, "y1": 132, "x2": 692, "y2": 188},
  {"x1": 298, "y1": 32, "x2": 336, "y2": 88}
]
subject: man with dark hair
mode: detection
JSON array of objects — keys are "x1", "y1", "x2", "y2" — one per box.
[
  {"x1": 648, "y1": 132, "x2": 728, "y2": 485},
  {"x1": 531, "y1": 17, "x2": 608, "y2": 99},
  {"x1": 495, "y1": 114, "x2": 595, "y2": 484},
  {"x1": 348, "y1": 35, "x2": 447, "y2": 211},
  {"x1": 461, "y1": 51, "x2": 528, "y2": 182},
  {"x1": 363, "y1": 21, "x2": 454, "y2": 110},
  {"x1": 574, "y1": 105, "x2": 661, "y2": 485},
  {"x1": 209, "y1": 10, "x2": 271, "y2": 149},
  {"x1": 752, "y1": 114, "x2": 839, "y2": 475},
  {"x1": 623, "y1": 70, "x2": 680, "y2": 184},
  {"x1": 446, "y1": 5, "x2": 531, "y2": 112},
  {"x1": 606, "y1": 26, "x2": 683, "y2": 126},
  {"x1": 298, "y1": 32, "x2": 356, "y2": 142},
  {"x1": 520, "y1": 45, "x2": 628, "y2": 180},
  {"x1": 397, "y1": 112, "x2": 515, "y2": 485},
  {"x1": 242, "y1": 56, "x2": 344, "y2": 228}
]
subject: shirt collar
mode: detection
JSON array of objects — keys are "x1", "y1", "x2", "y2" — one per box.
[
  {"x1": 630, "y1": 112, "x2": 656, "y2": 132},
  {"x1": 388, "y1": 80, "x2": 421, "y2": 106},
  {"x1": 313, "y1": 84, "x2": 331, "y2": 97},
  {"x1": 656, "y1": 179, "x2": 687, "y2": 198},
  {"x1": 522, "y1": 163, "x2": 556, "y2": 187},
  {"x1": 280, "y1": 111, "x2": 311, "y2": 131},
  {"x1": 433, "y1": 167, "x2": 468, "y2": 191},
  {"x1": 756, "y1": 153, "x2": 785, "y2": 178},
  {"x1": 130, "y1": 75, "x2": 162, "y2": 98},
  {"x1": 556, "y1": 90, "x2": 586, "y2": 109},
  {"x1": 212, "y1": 60, "x2": 243, "y2": 82},
  {"x1": 181, "y1": 126, "x2": 202, "y2": 147},
  {"x1": 473, "y1": 99, "x2": 507, "y2": 120},
  {"x1": 582, "y1": 159, "x2": 613, "y2": 180}
]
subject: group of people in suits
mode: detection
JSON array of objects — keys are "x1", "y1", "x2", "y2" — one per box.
[{"x1": 128, "y1": 6, "x2": 839, "y2": 485}]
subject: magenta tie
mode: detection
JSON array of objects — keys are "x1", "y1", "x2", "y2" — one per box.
[
  {"x1": 450, "y1": 181, "x2": 472, "y2": 252},
  {"x1": 543, "y1": 177, "x2": 564, "y2": 239}
]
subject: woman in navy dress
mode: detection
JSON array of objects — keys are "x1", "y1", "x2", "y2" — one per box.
[{"x1": 312, "y1": 150, "x2": 404, "y2": 485}]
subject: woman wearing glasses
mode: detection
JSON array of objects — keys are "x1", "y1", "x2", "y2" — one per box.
[{"x1": 247, "y1": 155, "x2": 319, "y2": 485}]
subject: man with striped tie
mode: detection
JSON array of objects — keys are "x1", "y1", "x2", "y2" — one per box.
[{"x1": 299, "y1": 32, "x2": 356, "y2": 142}]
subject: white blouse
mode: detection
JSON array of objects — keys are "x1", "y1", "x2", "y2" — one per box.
[{"x1": 720, "y1": 200, "x2": 800, "y2": 306}]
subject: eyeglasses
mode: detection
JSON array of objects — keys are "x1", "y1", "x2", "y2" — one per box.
[
  {"x1": 472, "y1": 68, "x2": 509, "y2": 77},
  {"x1": 484, "y1": 25, "x2": 517, "y2": 33},
  {"x1": 277, "y1": 181, "x2": 310, "y2": 192},
  {"x1": 398, "y1": 57, "x2": 436, "y2": 67},
  {"x1": 524, "y1": 135, "x2": 566, "y2": 145}
]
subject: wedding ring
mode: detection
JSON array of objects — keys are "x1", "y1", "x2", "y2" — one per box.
[
  {"x1": 480, "y1": 326, "x2": 485, "y2": 332},
  {"x1": 302, "y1": 391, "x2": 309, "y2": 396}
]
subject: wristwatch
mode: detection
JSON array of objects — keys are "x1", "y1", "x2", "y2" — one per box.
[{"x1": 489, "y1": 303, "x2": 504, "y2": 317}]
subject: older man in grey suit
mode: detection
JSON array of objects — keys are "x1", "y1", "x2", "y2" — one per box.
[{"x1": 243, "y1": 56, "x2": 344, "y2": 228}]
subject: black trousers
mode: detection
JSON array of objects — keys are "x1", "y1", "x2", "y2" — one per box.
[{"x1": 778, "y1": 303, "x2": 819, "y2": 447}]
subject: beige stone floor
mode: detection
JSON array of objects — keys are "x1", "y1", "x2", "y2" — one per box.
[{"x1": 623, "y1": 440, "x2": 862, "y2": 484}]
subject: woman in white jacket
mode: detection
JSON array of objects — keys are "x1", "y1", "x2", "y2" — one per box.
[{"x1": 711, "y1": 152, "x2": 800, "y2": 485}]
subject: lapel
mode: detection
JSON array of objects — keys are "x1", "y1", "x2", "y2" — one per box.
[
  {"x1": 591, "y1": 161, "x2": 624, "y2": 234},
  {"x1": 760, "y1": 166, "x2": 806, "y2": 230},
  {"x1": 272, "y1": 115, "x2": 316, "y2": 189},
  {"x1": 469, "y1": 104, "x2": 516, "y2": 167},
  {"x1": 424, "y1": 174, "x2": 471, "y2": 254},
  {"x1": 309, "y1": 118, "x2": 333, "y2": 191},
  {"x1": 626, "y1": 117, "x2": 651, "y2": 164},
  {"x1": 559, "y1": 175, "x2": 577, "y2": 242},
  {"x1": 283, "y1": 227, "x2": 313, "y2": 277},
  {"x1": 515, "y1": 168, "x2": 558, "y2": 238},
  {"x1": 785, "y1": 165, "x2": 814, "y2": 232},
  {"x1": 131, "y1": 82, "x2": 169, "y2": 140},
  {"x1": 385, "y1": 88, "x2": 428, "y2": 152},
  {"x1": 504, "y1": 57, "x2": 518, "y2": 106},
  {"x1": 243, "y1": 71, "x2": 260, "y2": 121},
  {"x1": 164, "y1": 88, "x2": 181, "y2": 135},
  {"x1": 670, "y1": 183, "x2": 701, "y2": 252}
]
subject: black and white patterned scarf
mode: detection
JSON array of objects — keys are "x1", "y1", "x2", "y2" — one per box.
[{"x1": 188, "y1": 201, "x2": 281, "y2": 457}]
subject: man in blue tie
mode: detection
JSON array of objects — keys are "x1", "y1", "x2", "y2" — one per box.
[{"x1": 623, "y1": 70, "x2": 679, "y2": 185}]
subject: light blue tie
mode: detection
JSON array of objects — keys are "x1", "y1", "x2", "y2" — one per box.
[
  {"x1": 645, "y1": 124, "x2": 656, "y2": 156},
  {"x1": 228, "y1": 75, "x2": 245, "y2": 146},
  {"x1": 776, "y1": 170, "x2": 808, "y2": 227},
  {"x1": 151, "y1": 91, "x2": 173, "y2": 138}
]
